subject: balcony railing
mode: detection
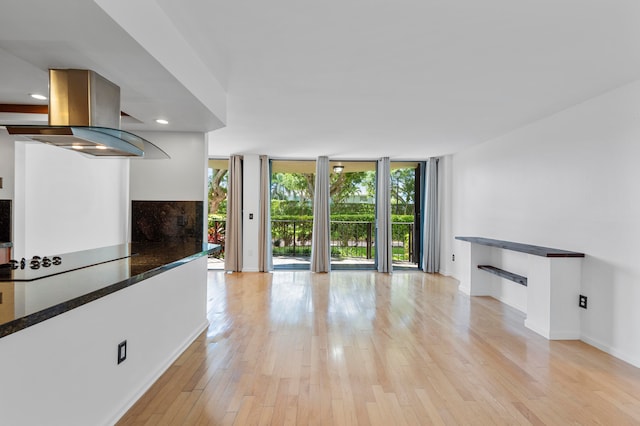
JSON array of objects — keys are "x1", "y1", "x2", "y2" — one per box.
[
  {"x1": 271, "y1": 219, "x2": 415, "y2": 263},
  {"x1": 272, "y1": 219, "x2": 313, "y2": 257},
  {"x1": 209, "y1": 218, "x2": 417, "y2": 263}
]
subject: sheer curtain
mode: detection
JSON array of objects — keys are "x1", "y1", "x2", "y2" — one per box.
[
  {"x1": 224, "y1": 155, "x2": 243, "y2": 272},
  {"x1": 376, "y1": 157, "x2": 393, "y2": 273},
  {"x1": 310, "y1": 156, "x2": 331, "y2": 272},
  {"x1": 422, "y1": 157, "x2": 440, "y2": 273},
  {"x1": 258, "y1": 155, "x2": 273, "y2": 272}
]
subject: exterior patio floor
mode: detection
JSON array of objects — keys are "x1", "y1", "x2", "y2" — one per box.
[{"x1": 207, "y1": 256, "x2": 418, "y2": 270}]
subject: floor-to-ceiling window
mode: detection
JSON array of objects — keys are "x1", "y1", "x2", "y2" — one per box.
[
  {"x1": 267, "y1": 159, "x2": 423, "y2": 271},
  {"x1": 390, "y1": 161, "x2": 423, "y2": 270},
  {"x1": 270, "y1": 160, "x2": 316, "y2": 269},
  {"x1": 207, "y1": 158, "x2": 228, "y2": 270},
  {"x1": 329, "y1": 161, "x2": 377, "y2": 270}
]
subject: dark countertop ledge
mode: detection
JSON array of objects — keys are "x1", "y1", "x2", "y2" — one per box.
[
  {"x1": 0, "y1": 242, "x2": 12, "y2": 248},
  {"x1": 455, "y1": 236, "x2": 585, "y2": 258},
  {"x1": 0, "y1": 242, "x2": 220, "y2": 339}
]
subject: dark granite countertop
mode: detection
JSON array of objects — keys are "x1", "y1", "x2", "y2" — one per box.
[
  {"x1": 0, "y1": 242, "x2": 11, "y2": 248},
  {"x1": 0, "y1": 244, "x2": 134, "y2": 282},
  {"x1": 455, "y1": 236, "x2": 585, "y2": 258},
  {"x1": 0, "y1": 242, "x2": 220, "y2": 338}
]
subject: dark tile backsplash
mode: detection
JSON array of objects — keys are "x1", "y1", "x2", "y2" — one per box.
[
  {"x1": 131, "y1": 201, "x2": 203, "y2": 245},
  {"x1": 0, "y1": 200, "x2": 10, "y2": 242}
]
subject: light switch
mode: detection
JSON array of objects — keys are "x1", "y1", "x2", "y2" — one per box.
[
  {"x1": 117, "y1": 340, "x2": 127, "y2": 364},
  {"x1": 249, "y1": 213, "x2": 254, "y2": 220}
]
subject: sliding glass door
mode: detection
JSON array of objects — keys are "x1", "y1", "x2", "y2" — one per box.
[
  {"x1": 270, "y1": 160, "x2": 316, "y2": 269},
  {"x1": 268, "y1": 159, "x2": 423, "y2": 271},
  {"x1": 390, "y1": 161, "x2": 423, "y2": 270},
  {"x1": 329, "y1": 161, "x2": 377, "y2": 270}
]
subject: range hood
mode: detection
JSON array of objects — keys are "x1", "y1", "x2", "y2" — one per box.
[{"x1": 5, "y1": 69, "x2": 169, "y2": 159}]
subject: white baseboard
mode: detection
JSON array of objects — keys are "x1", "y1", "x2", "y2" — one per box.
[
  {"x1": 438, "y1": 268, "x2": 452, "y2": 277},
  {"x1": 548, "y1": 330, "x2": 581, "y2": 340},
  {"x1": 580, "y1": 334, "x2": 640, "y2": 368},
  {"x1": 457, "y1": 283, "x2": 471, "y2": 295},
  {"x1": 493, "y1": 295, "x2": 526, "y2": 314},
  {"x1": 524, "y1": 319, "x2": 550, "y2": 339}
]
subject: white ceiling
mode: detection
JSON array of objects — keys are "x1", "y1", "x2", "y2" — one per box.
[{"x1": 2, "y1": 0, "x2": 640, "y2": 159}]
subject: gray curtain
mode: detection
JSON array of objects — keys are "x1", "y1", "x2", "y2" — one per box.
[
  {"x1": 258, "y1": 155, "x2": 273, "y2": 272},
  {"x1": 422, "y1": 157, "x2": 440, "y2": 273},
  {"x1": 224, "y1": 155, "x2": 243, "y2": 272},
  {"x1": 310, "y1": 156, "x2": 331, "y2": 272},
  {"x1": 376, "y1": 157, "x2": 393, "y2": 273}
]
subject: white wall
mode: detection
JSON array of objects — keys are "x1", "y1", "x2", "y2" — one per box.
[
  {"x1": 130, "y1": 131, "x2": 208, "y2": 241},
  {"x1": 13, "y1": 142, "x2": 129, "y2": 257},
  {"x1": 242, "y1": 154, "x2": 260, "y2": 272},
  {"x1": 0, "y1": 130, "x2": 15, "y2": 200},
  {"x1": 444, "y1": 79, "x2": 640, "y2": 367},
  {"x1": 129, "y1": 131, "x2": 207, "y2": 201},
  {"x1": 0, "y1": 256, "x2": 208, "y2": 426}
]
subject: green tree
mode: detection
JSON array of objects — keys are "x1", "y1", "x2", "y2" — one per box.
[
  {"x1": 391, "y1": 168, "x2": 415, "y2": 215},
  {"x1": 330, "y1": 171, "x2": 371, "y2": 204},
  {"x1": 271, "y1": 171, "x2": 371, "y2": 206},
  {"x1": 208, "y1": 168, "x2": 228, "y2": 214}
]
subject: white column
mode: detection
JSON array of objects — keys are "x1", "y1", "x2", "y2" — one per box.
[{"x1": 242, "y1": 154, "x2": 260, "y2": 272}]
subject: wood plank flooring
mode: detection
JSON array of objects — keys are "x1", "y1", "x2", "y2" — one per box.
[{"x1": 117, "y1": 271, "x2": 640, "y2": 425}]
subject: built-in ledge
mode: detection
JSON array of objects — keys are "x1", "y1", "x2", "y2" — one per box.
[
  {"x1": 456, "y1": 236, "x2": 584, "y2": 258},
  {"x1": 477, "y1": 265, "x2": 527, "y2": 286},
  {"x1": 456, "y1": 236, "x2": 584, "y2": 340}
]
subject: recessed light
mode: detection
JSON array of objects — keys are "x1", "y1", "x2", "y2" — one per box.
[
  {"x1": 95, "y1": 145, "x2": 108, "y2": 150},
  {"x1": 155, "y1": 119, "x2": 169, "y2": 125},
  {"x1": 30, "y1": 93, "x2": 47, "y2": 101},
  {"x1": 71, "y1": 145, "x2": 84, "y2": 150}
]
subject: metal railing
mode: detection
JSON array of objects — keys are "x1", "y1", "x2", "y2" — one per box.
[
  {"x1": 272, "y1": 219, "x2": 313, "y2": 257},
  {"x1": 270, "y1": 219, "x2": 415, "y2": 262},
  {"x1": 391, "y1": 222, "x2": 415, "y2": 263},
  {"x1": 209, "y1": 218, "x2": 416, "y2": 263}
]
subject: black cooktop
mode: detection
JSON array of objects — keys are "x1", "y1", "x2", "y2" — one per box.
[{"x1": 0, "y1": 245, "x2": 136, "y2": 282}]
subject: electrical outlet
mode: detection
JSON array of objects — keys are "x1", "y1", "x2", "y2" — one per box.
[
  {"x1": 452, "y1": 254, "x2": 455, "y2": 261},
  {"x1": 117, "y1": 340, "x2": 127, "y2": 364},
  {"x1": 579, "y1": 295, "x2": 587, "y2": 309}
]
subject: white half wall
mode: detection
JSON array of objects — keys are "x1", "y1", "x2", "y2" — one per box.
[
  {"x1": 0, "y1": 256, "x2": 208, "y2": 426},
  {"x1": 445, "y1": 79, "x2": 640, "y2": 367},
  {"x1": 13, "y1": 142, "x2": 129, "y2": 257}
]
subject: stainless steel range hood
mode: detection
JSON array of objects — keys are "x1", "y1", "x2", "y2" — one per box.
[{"x1": 5, "y1": 69, "x2": 169, "y2": 159}]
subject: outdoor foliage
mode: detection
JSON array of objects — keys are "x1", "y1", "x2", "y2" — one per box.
[
  {"x1": 208, "y1": 168, "x2": 228, "y2": 215},
  {"x1": 208, "y1": 165, "x2": 419, "y2": 262},
  {"x1": 271, "y1": 171, "x2": 376, "y2": 206},
  {"x1": 390, "y1": 168, "x2": 416, "y2": 215}
]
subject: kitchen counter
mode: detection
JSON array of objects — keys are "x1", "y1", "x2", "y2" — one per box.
[
  {"x1": 0, "y1": 242, "x2": 219, "y2": 338},
  {"x1": 0, "y1": 240, "x2": 218, "y2": 425},
  {"x1": 0, "y1": 242, "x2": 12, "y2": 248}
]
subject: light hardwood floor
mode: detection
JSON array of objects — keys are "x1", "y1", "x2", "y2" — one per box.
[{"x1": 118, "y1": 271, "x2": 640, "y2": 425}]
